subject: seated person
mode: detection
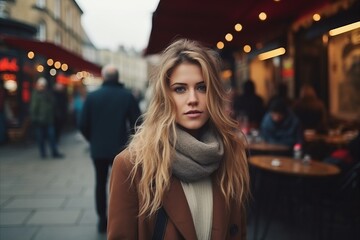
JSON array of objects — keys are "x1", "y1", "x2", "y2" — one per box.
[
  {"x1": 260, "y1": 99, "x2": 302, "y2": 148},
  {"x1": 293, "y1": 84, "x2": 327, "y2": 132},
  {"x1": 233, "y1": 79, "x2": 265, "y2": 129},
  {"x1": 267, "y1": 82, "x2": 293, "y2": 109}
]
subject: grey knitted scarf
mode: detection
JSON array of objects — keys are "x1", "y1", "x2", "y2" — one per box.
[{"x1": 171, "y1": 126, "x2": 224, "y2": 182}]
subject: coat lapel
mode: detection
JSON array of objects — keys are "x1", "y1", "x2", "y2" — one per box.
[
  {"x1": 211, "y1": 176, "x2": 230, "y2": 240},
  {"x1": 162, "y1": 178, "x2": 197, "y2": 239}
]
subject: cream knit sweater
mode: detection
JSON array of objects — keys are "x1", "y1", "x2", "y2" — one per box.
[{"x1": 181, "y1": 177, "x2": 213, "y2": 240}]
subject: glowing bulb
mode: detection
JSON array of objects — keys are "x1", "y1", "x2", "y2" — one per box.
[
  {"x1": 313, "y1": 14, "x2": 321, "y2": 21},
  {"x1": 61, "y1": 63, "x2": 68, "y2": 71},
  {"x1": 259, "y1": 12, "x2": 267, "y2": 21},
  {"x1": 234, "y1": 23, "x2": 242, "y2": 32},
  {"x1": 243, "y1": 45, "x2": 251, "y2": 53},
  {"x1": 225, "y1": 33, "x2": 233, "y2": 42},
  {"x1": 47, "y1": 59, "x2": 54, "y2": 66},
  {"x1": 27, "y1": 51, "x2": 35, "y2": 59},
  {"x1": 50, "y1": 68, "x2": 57, "y2": 76},
  {"x1": 217, "y1": 41, "x2": 224, "y2": 49},
  {"x1": 37, "y1": 65, "x2": 44, "y2": 72},
  {"x1": 54, "y1": 61, "x2": 61, "y2": 69}
]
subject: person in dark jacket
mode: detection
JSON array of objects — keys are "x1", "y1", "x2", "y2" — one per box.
[
  {"x1": 53, "y1": 82, "x2": 68, "y2": 143},
  {"x1": 233, "y1": 79, "x2": 265, "y2": 129},
  {"x1": 79, "y1": 64, "x2": 141, "y2": 233},
  {"x1": 293, "y1": 84, "x2": 327, "y2": 132},
  {"x1": 260, "y1": 98, "x2": 302, "y2": 148},
  {"x1": 30, "y1": 78, "x2": 63, "y2": 159}
]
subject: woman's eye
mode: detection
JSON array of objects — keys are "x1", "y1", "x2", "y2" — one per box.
[
  {"x1": 197, "y1": 84, "x2": 207, "y2": 92},
  {"x1": 174, "y1": 86, "x2": 186, "y2": 93}
]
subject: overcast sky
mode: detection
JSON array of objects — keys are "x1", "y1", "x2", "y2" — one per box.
[{"x1": 75, "y1": 0, "x2": 159, "y2": 51}]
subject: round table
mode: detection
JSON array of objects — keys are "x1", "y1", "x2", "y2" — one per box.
[
  {"x1": 248, "y1": 142, "x2": 290, "y2": 152},
  {"x1": 304, "y1": 131, "x2": 358, "y2": 146},
  {"x1": 249, "y1": 155, "x2": 341, "y2": 240},
  {"x1": 249, "y1": 155, "x2": 341, "y2": 177}
]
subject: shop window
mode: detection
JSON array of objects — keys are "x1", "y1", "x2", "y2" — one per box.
[
  {"x1": 328, "y1": 30, "x2": 360, "y2": 119},
  {"x1": 54, "y1": 32, "x2": 61, "y2": 45},
  {"x1": 66, "y1": 8, "x2": 72, "y2": 27},
  {"x1": 36, "y1": 0, "x2": 46, "y2": 8},
  {"x1": 37, "y1": 21, "x2": 46, "y2": 41},
  {"x1": 54, "y1": 0, "x2": 61, "y2": 19}
]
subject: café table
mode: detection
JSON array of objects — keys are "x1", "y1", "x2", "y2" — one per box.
[
  {"x1": 249, "y1": 155, "x2": 341, "y2": 240},
  {"x1": 248, "y1": 142, "x2": 289, "y2": 152},
  {"x1": 304, "y1": 130, "x2": 358, "y2": 147},
  {"x1": 249, "y1": 155, "x2": 340, "y2": 177},
  {"x1": 303, "y1": 130, "x2": 358, "y2": 160},
  {"x1": 247, "y1": 142, "x2": 290, "y2": 156}
]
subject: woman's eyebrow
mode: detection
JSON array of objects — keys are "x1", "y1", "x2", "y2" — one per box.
[{"x1": 170, "y1": 82, "x2": 187, "y2": 87}]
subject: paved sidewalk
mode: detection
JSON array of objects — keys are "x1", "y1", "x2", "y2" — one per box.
[{"x1": 0, "y1": 131, "x2": 106, "y2": 240}]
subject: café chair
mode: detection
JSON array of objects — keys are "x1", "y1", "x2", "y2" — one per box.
[{"x1": 320, "y1": 162, "x2": 360, "y2": 239}]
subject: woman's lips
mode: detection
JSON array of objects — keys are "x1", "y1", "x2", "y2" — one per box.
[{"x1": 185, "y1": 110, "x2": 202, "y2": 118}]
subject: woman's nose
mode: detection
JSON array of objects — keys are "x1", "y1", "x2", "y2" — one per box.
[{"x1": 187, "y1": 89, "x2": 198, "y2": 105}]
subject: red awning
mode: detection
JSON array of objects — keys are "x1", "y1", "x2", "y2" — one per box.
[
  {"x1": 145, "y1": 0, "x2": 330, "y2": 55},
  {"x1": 1, "y1": 35, "x2": 102, "y2": 76}
]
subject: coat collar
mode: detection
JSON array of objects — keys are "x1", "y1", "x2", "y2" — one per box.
[
  {"x1": 162, "y1": 174, "x2": 229, "y2": 240},
  {"x1": 211, "y1": 175, "x2": 230, "y2": 239},
  {"x1": 162, "y1": 177, "x2": 197, "y2": 239},
  {"x1": 102, "y1": 80, "x2": 124, "y2": 87}
]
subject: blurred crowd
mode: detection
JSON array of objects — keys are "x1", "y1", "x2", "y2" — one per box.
[{"x1": 231, "y1": 79, "x2": 359, "y2": 172}]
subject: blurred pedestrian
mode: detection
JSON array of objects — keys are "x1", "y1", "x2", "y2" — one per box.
[
  {"x1": 30, "y1": 78, "x2": 64, "y2": 159},
  {"x1": 108, "y1": 39, "x2": 250, "y2": 239},
  {"x1": 79, "y1": 64, "x2": 141, "y2": 233},
  {"x1": 72, "y1": 84, "x2": 86, "y2": 128},
  {"x1": 53, "y1": 82, "x2": 68, "y2": 143},
  {"x1": 233, "y1": 79, "x2": 265, "y2": 129},
  {"x1": 260, "y1": 98, "x2": 302, "y2": 148}
]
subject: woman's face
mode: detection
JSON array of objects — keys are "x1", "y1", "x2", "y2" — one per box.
[{"x1": 169, "y1": 63, "x2": 210, "y2": 136}]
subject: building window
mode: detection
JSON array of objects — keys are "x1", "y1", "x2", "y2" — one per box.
[
  {"x1": 37, "y1": 21, "x2": 46, "y2": 41},
  {"x1": 54, "y1": 32, "x2": 61, "y2": 45},
  {"x1": 36, "y1": 0, "x2": 46, "y2": 8},
  {"x1": 54, "y1": 0, "x2": 61, "y2": 19},
  {"x1": 66, "y1": 8, "x2": 72, "y2": 27}
]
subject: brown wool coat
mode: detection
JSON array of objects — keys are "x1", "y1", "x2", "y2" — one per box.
[{"x1": 107, "y1": 150, "x2": 247, "y2": 240}]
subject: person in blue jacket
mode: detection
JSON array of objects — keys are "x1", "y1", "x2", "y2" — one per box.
[
  {"x1": 79, "y1": 64, "x2": 141, "y2": 233},
  {"x1": 260, "y1": 98, "x2": 302, "y2": 148}
]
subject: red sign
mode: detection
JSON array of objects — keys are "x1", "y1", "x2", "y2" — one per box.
[
  {"x1": 56, "y1": 74, "x2": 71, "y2": 85},
  {"x1": 0, "y1": 58, "x2": 19, "y2": 72}
]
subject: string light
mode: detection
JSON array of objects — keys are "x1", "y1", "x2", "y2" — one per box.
[{"x1": 217, "y1": 41, "x2": 224, "y2": 49}]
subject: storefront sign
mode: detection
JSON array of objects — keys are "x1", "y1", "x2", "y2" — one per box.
[{"x1": 0, "y1": 57, "x2": 19, "y2": 72}]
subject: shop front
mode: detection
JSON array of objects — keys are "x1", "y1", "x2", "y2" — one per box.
[
  {"x1": 0, "y1": 35, "x2": 102, "y2": 142},
  {"x1": 294, "y1": 1, "x2": 360, "y2": 124},
  {"x1": 0, "y1": 47, "x2": 36, "y2": 141}
]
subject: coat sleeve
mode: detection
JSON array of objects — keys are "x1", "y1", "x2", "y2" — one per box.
[
  {"x1": 29, "y1": 91, "x2": 38, "y2": 123},
  {"x1": 127, "y1": 94, "x2": 142, "y2": 134},
  {"x1": 78, "y1": 97, "x2": 91, "y2": 141},
  {"x1": 108, "y1": 151, "x2": 139, "y2": 240}
]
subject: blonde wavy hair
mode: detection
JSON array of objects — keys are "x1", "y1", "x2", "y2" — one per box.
[{"x1": 128, "y1": 39, "x2": 249, "y2": 216}]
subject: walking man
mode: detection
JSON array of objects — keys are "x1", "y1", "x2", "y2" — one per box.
[
  {"x1": 79, "y1": 65, "x2": 141, "y2": 233},
  {"x1": 30, "y1": 77, "x2": 64, "y2": 159}
]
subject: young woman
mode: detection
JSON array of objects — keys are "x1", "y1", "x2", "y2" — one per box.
[{"x1": 108, "y1": 39, "x2": 250, "y2": 240}]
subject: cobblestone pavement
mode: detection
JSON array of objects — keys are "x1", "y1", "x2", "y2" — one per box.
[{"x1": 0, "y1": 131, "x2": 106, "y2": 240}]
